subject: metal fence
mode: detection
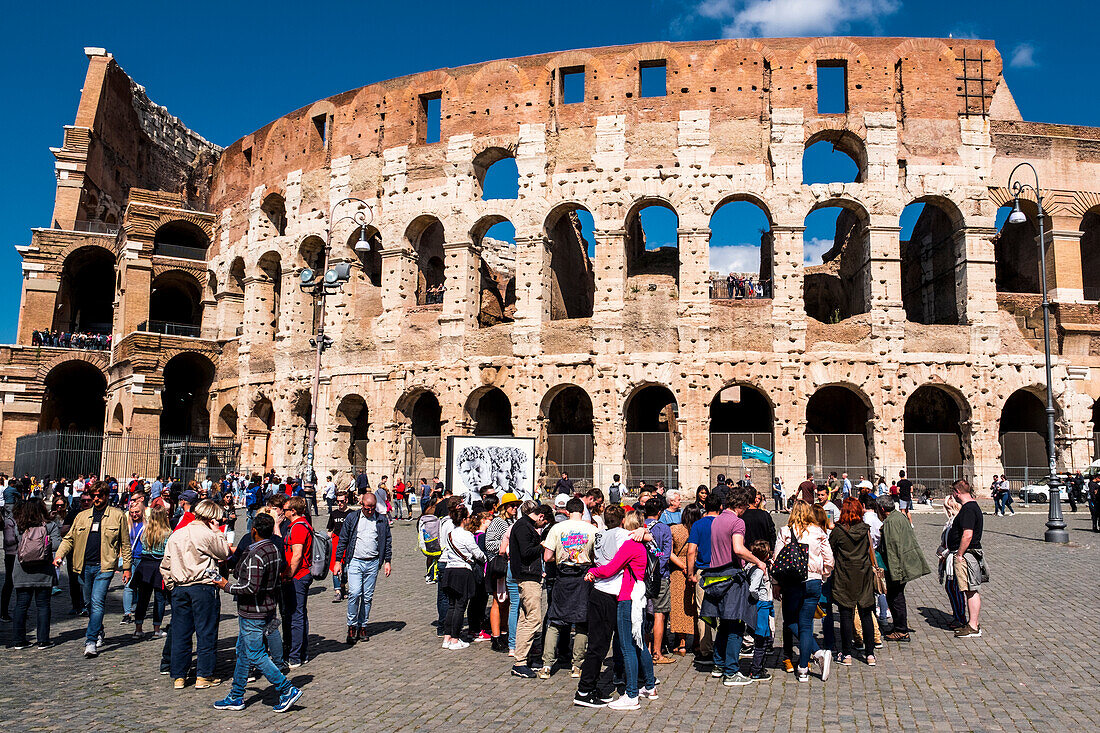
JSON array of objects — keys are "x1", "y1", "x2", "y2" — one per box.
[
  {"x1": 14, "y1": 431, "x2": 240, "y2": 483},
  {"x1": 544, "y1": 433, "x2": 594, "y2": 492},
  {"x1": 154, "y1": 243, "x2": 208, "y2": 260}
]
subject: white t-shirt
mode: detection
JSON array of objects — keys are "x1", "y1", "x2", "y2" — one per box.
[{"x1": 592, "y1": 527, "x2": 628, "y2": 596}]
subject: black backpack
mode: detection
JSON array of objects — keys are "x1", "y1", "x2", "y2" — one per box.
[
  {"x1": 771, "y1": 527, "x2": 809, "y2": 585},
  {"x1": 627, "y1": 543, "x2": 662, "y2": 600}
]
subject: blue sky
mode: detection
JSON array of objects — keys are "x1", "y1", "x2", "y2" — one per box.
[{"x1": 1, "y1": 0, "x2": 1092, "y2": 340}]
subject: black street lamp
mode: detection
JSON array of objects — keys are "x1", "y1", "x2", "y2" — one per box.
[
  {"x1": 299, "y1": 197, "x2": 375, "y2": 489},
  {"x1": 1006, "y1": 162, "x2": 1068, "y2": 543}
]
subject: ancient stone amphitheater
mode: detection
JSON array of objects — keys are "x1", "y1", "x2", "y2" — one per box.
[{"x1": 6, "y1": 38, "x2": 1100, "y2": 492}]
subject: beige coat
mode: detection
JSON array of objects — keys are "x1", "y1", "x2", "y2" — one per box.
[
  {"x1": 160, "y1": 520, "x2": 231, "y2": 590},
  {"x1": 55, "y1": 506, "x2": 132, "y2": 574}
]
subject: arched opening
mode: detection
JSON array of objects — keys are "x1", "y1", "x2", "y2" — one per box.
[
  {"x1": 625, "y1": 200, "x2": 679, "y2": 286},
  {"x1": 39, "y1": 360, "x2": 106, "y2": 432},
  {"x1": 993, "y1": 201, "x2": 1040, "y2": 294},
  {"x1": 149, "y1": 271, "x2": 203, "y2": 335},
  {"x1": 406, "y1": 216, "x2": 445, "y2": 305},
  {"x1": 1079, "y1": 210, "x2": 1100, "y2": 301},
  {"x1": 805, "y1": 385, "x2": 872, "y2": 477},
  {"x1": 899, "y1": 199, "x2": 963, "y2": 324},
  {"x1": 708, "y1": 198, "x2": 773, "y2": 299},
  {"x1": 803, "y1": 202, "x2": 871, "y2": 322},
  {"x1": 247, "y1": 397, "x2": 275, "y2": 473},
  {"x1": 544, "y1": 205, "x2": 595, "y2": 319},
  {"x1": 109, "y1": 403, "x2": 124, "y2": 434},
  {"x1": 474, "y1": 148, "x2": 519, "y2": 200},
  {"x1": 335, "y1": 394, "x2": 370, "y2": 471},
  {"x1": 53, "y1": 246, "x2": 115, "y2": 334},
  {"x1": 153, "y1": 220, "x2": 210, "y2": 260},
  {"x1": 228, "y1": 258, "x2": 246, "y2": 294},
  {"x1": 544, "y1": 386, "x2": 594, "y2": 491},
  {"x1": 260, "y1": 193, "x2": 287, "y2": 237},
  {"x1": 348, "y1": 226, "x2": 383, "y2": 288},
  {"x1": 904, "y1": 386, "x2": 965, "y2": 488},
  {"x1": 709, "y1": 384, "x2": 774, "y2": 486},
  {"x1": 999, "y1": 389, "x2": 1050, "y2": 481},
  {"x1": 258, "y1": 251, "x2": 282, "y2": 337},
  {"x1": 216, "y1": 404, "x2": 238, "y2": 439},
  {"x1": 802, "y1": 131, "x2": 865, "y2": 184},
  {"x1": 160, "y1": 352, "x2": 214, "y2": 439},
  {"x1": 625, "y1": 385, "x2": 679, "y2": 489},
  {"x1": 469, "y1": 387, "x2": 513, "y2": 437},
  {"x1": 472, "y1": 217, "x2": 516, "y2": 326},
  {"x1": 398, "y1": 390, "x2": 443, "y2": 481}
]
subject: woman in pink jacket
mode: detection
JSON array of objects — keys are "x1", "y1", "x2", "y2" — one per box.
[{"x1": 585, "y1": 510, "x2": 656, "y2": 711}]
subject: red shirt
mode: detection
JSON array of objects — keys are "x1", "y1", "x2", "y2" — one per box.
[
  {"x1": 394, "y1": 481, "x2": 406, "y2": 499},
  {"x1": 285, "y1": 517, "x2": 313, "y2": 580},
  {"x1": 175, "y1": 512, "x2": 195, "y2": 530}
]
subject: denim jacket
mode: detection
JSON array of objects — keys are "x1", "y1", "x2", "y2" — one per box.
[{"x1": 335, "y1": 510, "x2": 392, "y2": 565}]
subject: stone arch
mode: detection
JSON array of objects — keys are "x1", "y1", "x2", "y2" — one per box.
[
  {"x1": 471, "y1": 214, "x2": 515, "y2": 326},
  {"x1": 247, "y1": 393, "x2": 276, "y2": 473},
  {"x1": 624, "y1": 383, "x2": 679, "y2": 489},
  {"x1": 465, "y1": 386, "x2": 514, "y2": 437},
  {"x1": 900, "y1": 195, "x2": 966, "y2": 325},
  {"x1": 795, "y1": 37, "x2": 871, "y2": 69},
  {"x1": 53, "y1": 245, "x2": 115, "y2": 334},
  {"x1": 109, "y1": 402, "x2": 125, "y2": 435},
  {"x1": 998, "y1": 387, "x2": 1056, "y2": 479},
  {"x1": 473, "y1": 146, "x2": 519, "y2": 201},
  {"x1": 803, "y1": 129, "x2": 867, "y2": 183},
  {"x1": 1079, "y1": 206, "x2": 1100, "y2": 300},
  {"x1": 150, "y1": 269, "x2": 204, "y2": 332},
  {"x1": 298, "y1": 234, "x2": 325, "y2": 271},
  {"x1": 803, "y1": 198, "x2": 872, "y2": 322},
  {"x1": 992, "y1": 197, "x2": 1041, "y2": 294},
  {"x1": 708, "y1": 195, "x2": 774, "y2": 299},
  {"x1": 540, "y1": 384, "x2": 595, "y2": 488},
  {"x1": 334, "y1": 394, "x2": 370, "y2": 471},
  {"x1": 625, "y1": 197, "x2": 679, "y2": 284},
  {"x1": 903, "y1": 384, "x2": 970, "y2": 486},
  {"x1": 543, "y1": 203, "x2": 594, "y2": 320},
  {"x1": 216, "y1": 403, "x2": 238, "y2": 439},
  {"x1": 346, "y1": 225, "x2": 383, "y2": 288},
  {"x1": 259, "y1": 192, "x2": 288, "y2": 238},
  {"x1": 228, "y1": 257, "x2": 246, "y2": 295},
  {"x1": 396, "y1": 388, "x2": 443, "y2": 482},
  {"x1": 153, "y1": 219, "x2": 210, "y2": 260},
  {"x1": 39, "y1": 359, "x2": 107, "y2": 432},
  {"x1": 160, "y1": 352, "x2": 215, "y2": 439},
  {"x1": 709, "y1": 382, "x2": 775, "y2": 486},
  {"x1": 256, "y1": 250, "x2": 283, "y2": 335},
  {"x1": 805, "y1": 383, "x2": 874, "y2": 477},
  {"x1": 405, "y1": 215, "x2": 446, "y2": 305}
]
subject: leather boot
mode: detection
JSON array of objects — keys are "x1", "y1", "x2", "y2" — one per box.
[{"x1": 346, "y1": 626, "x2": 357, "y2": 645}]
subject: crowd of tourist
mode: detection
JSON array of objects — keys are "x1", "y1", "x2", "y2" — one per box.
[
  {"x1": 31, "y1": 330, "x2": 112, "y2": 351},
  {"x1": 713, "y1": 274, "x2": 773, "y2": 300},
  {"x1": 1, "y1": 460, "x2": 1062, "y2": 714}
]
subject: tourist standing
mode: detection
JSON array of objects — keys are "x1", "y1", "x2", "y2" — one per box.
[
  {"x1": 880, "y1": 496, "x2": 930, "y2": 642},
  {"x1": 828, "y1": 498, "x2": 878, "y2": 666},
  {"x1": 333, "y1": 492, "x2": 393, "y2": 644},
  {"x1": 773, "y1": 501, "x2": 833, "y2": 682},
  {"x1": 133, "y1": 504, "x2": 171, "y2": 639},
  {"x1": 326, "y1": 493, "x2": 351, "y2": 602},
  {"x1": 440, "y1": 504, "x2": 483, "y2": 650},
  {"x1": 540, "y1": 497, "x2": 596, "y2": 677},
  {"x1": 666, "y1": 504, "x2": 699, "y2": 656},
  {"x1": 936, "y1": 496, "x2": 968, "y2": 629},
  {"x1": 948, "y1": 479, "x2": 985, "y2": 638},
  {"x1": 686, "y1": 493, "x2": 722, "y2": 662},
  {"x1": 6, "y1": 499, "x2": 62, "y2": 649},
  {"x1": 280, "y1": 497, "x2": 314, "y2": 667},
  {"x1": 509, "y1": 501, "x2": 548, "y2": 678},
  {"x1": 53, "y1": 481, "x2": 132, "y2": 658}
]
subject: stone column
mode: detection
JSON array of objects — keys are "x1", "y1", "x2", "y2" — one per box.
[
  {"x1": 592, "y1": 228, "x2": 626, "y2": 356},
  {"x1": 770, "y1": 225, "x2": 806, "y2": 353},
  {"x1": 591, "y1": 393, "x2": 623, "y2": 490},
  {"x1": 868, "y1": 224, "x2": 905, "y2": 353},
  {"x1": 16, "y1": 276, "x2": 60, "y2": 345},
  {"x1": 772, "y1": 362, "x2": 805, "y2": 477},
  {"x1": 873, "y1": 362, "x2": 904, "y2": 477},
  {"x1": 677, "y1": 226, "x2": 711, "y2": 354},
  {"x1": 118, "y1": 259, "x2": 152, "y2": 337},
  {"x1": 512, "y1": 233, "x2": 548, "y2": 358},
  {"x1": 959, "y1": 226, "x2": 999, "y2": 354},
  {"x1": 1044, "y1": 214, "x2": 1085, "y2": 303},
  {"x1": 440, "y1": 240, "x2": 481, "y2": 360},
  {"x1": 677, "y1": 403, "x2": 708, "y2": 490},
  {"x1": 377, "y1": 244, "x2": 416, "y2": 355}
]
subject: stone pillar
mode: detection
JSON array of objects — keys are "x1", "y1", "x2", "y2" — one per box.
[
  {"x1": 592, "y1": 401, "x2": 623, "y2": 490},
  {"x1": 16, "y1": 276, "x2": 60, "y2": 345},
  {"x1": 677, "y1": 226, "x2": 711, "y2": 354},
  {"x1": 968, "y1": 413, "x2": 1001, "y2": 495},
  {"x1": 592, "y1": 229, "x2": 626, "y2": 356},
  {"x1": 772, "y1": 362, "x2": 805, "y2": 476},
  {"x1": 868, "y1": 225, "x2": 905, "y2": 353},
  {"x1": 119, "y1": 259, "x2": 152, "y2": 337},
  {"x1": 677, "y1": 401, "x2": 708, "y2": 490},
  {"x1": 214, "y1": 292, "x2": 244, "y2": 341},
  {"x1": 873, "y1": 362, "x2": 904, "y2": 477},
  {"x1": 378, "y1": 245, "x2": 416, "y2": 355},
  {"x1": 770, "y1": 225, "x2": 806, "y2": 353},
  {"x1": 512, "y1": 233, "x2": 548, "y2": 358},
  {"x1": 959, "y1": 226, "x2": 999, "y2": 354},
  {"x1": 440, "y1": 240, "x2": 481, "y2": 360},
  {"x1": 1044, "y1": 214, "x2": 1085, "y2": 303}
]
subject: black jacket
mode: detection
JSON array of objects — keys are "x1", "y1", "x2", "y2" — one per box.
[
  {"x1": 509, "y1": 515, "x2": 543, "y2": 582},
  {"x1": 335, "y1": 510, "x2": 393, "y2": 565}
]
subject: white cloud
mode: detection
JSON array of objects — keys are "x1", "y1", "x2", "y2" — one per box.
[
  {"x1": 803, "y1": 237, "x2": 833, "y2": 264},
  {"x1": 1010, "y1": 42, "x2": 1037, "y2": 69},
  {"x1": 711, "y1": 244, "x2": 763, "y2": 273},
  {"x1": 683, "y1": 0, "x2": 900, "y2": 38}
]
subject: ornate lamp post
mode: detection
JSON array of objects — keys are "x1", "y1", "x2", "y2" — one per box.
[
  {"x1": 299, "y1": 197, "x2": 376, "y2": 489},
  {"x1": 1005, "y1": 163, "x2": 1068, "y2": 543}
]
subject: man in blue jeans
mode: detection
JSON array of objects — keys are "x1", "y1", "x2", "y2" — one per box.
[
  {"x1": 333, "y1": 493, "x2": 393, "y2": 645},
  {"x1": 281, "y1": 497, "x2": 314, "y2": 667},
  {"x1": 53, "y1": 482, "x2": 132, "y2": 658},
  {"x1": 213, "y1": 512, "x2": 303, "y2": 713}
]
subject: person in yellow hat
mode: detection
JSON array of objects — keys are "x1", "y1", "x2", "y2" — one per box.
[{"x1": 485, "y1": 492, "x2": 520, "y2": 652}]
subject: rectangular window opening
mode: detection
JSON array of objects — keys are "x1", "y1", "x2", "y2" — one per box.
[
  {"x1": 242, "y1": 147, "x2": 252, "y2": 166},
  {"x1": 312, "y1": 114, "x2": 328, "y2": 147},
  {"x1": 816, "y1": 61, "x2": 848, "y2": 114},
  {"x1": 640, "y1": 60, "x2": 667, "y2": 98},
  {"x1": 560, "y1": 66, "x2": 585, "y2": 104},
  {"x1": 419, "y1": 92, "x2": 442, "y2": 144}
]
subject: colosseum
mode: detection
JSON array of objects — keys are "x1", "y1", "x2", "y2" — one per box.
[{"x1": 5, "y1": 38, "x2": 1100, "y2": 494}]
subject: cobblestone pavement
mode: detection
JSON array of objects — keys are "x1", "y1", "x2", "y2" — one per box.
[{"x1": 1, "y1": 503, "x2": 1098, "y2": 732}]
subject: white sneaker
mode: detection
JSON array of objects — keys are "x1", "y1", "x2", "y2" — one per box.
[
  {"x1": 96, "y1": 634, "x2": 105, "y2": 649},
  {"x1": 84, "y1": 642, "x2": 98, "y2": 658},
  {"x1": 442, "y1": 639, "x2": 451, "y2": 649},
  {"x1": 815, "y1": 649, "x2": 833, "y2": 682},
  {"x1": 451, "y1": 640, "x2": 469, "y2": 650},
  {"x1": 639, "y1": 686, "x2": 659, "y2": 700},
  {"x1": 608, "y1": 695, "x2": 640, "y2": 711}
]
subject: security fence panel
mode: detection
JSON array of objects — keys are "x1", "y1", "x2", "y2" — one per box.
[
  {"x1": 402, "y1": 435, "x2": 442, "y2": 485},
  {"x1": 14, "y1": 431, "x2": 102, "y2": 480},
  {"x1": 904, "y1": 433, "x2": 963, "y2": 488},
  {"x1": 805, "y1": 434, "x2": 870, "y2": 478},
  {"x1": 999, "y1": 432, "x2": 1048, "y2": 481},
  {"x1": 625, "y1": 431, "x2": 678, "y2": 490},
  {"x1": 545, "y1": 433, "x2": 594, "y2": 492},
  {"x1": 709, "y1": 432, "x2": 774, "y2": 486}
]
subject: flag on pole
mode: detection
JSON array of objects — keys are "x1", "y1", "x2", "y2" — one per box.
[{"x1": 741, "y1": 442, "x2": 774, "y2": 464}]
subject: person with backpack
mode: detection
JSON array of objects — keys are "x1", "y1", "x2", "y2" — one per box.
[
  {"x1": 607, "y1": 475, "x2": 622, "y2": 507},
  {"x1": 772, "y1": 500, "x2": 834, "y2": 682},
  {"x1": 280, "y1": 497, "x2": 315, "y2": 667},
  {"x1": 5, "y1": 499, "x2": 62, "y2": 648},
  {"x1": 327, "y1": 493, "x2": 352, "y2": 602},
  {"x1": 641, "y1": 498, "x2": 675, "y2": 665},
  {"x1": 538, "y1": 497, "x2": 596, "y2": 678},
  {"x1": 333, "y1": 492, "x2": 392, "y2": 646}
]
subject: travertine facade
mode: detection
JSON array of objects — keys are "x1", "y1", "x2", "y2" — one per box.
[{"x1": 5, "y1": 40, "x2": 1100, "y2": 489}]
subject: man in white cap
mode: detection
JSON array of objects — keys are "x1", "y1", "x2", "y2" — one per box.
[{"x1": 553, "y1": 494, "x2": 570, "y2": 523}]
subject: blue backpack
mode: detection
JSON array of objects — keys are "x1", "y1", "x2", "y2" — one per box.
[{"x1": 245, "y1": 485, "x2": 262, "y2": 510}]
